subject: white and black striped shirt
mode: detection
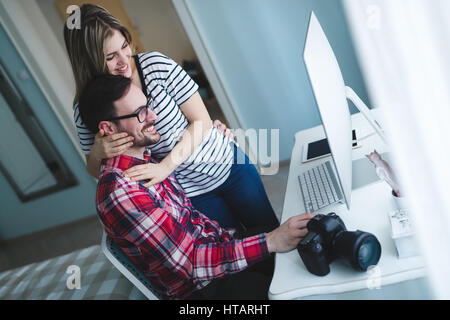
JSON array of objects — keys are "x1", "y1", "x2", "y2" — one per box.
[{"x1": 74, "y1": 52, "x2": 234, "y2": 197}]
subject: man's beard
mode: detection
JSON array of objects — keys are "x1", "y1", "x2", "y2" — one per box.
[
  {"x1": 134, "y1": 134, "x2": 161, "y2": 147},
  {"x1": 117, "y1": 123, "x2": 161, "y2": 147}
]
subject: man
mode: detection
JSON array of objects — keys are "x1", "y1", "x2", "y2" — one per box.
[{"x1": 78, "y1": 74, "x2": 313, "y2": 299}]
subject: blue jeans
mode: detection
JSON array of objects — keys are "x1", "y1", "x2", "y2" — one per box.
[{"x1": 189, "y1": 145, "x2": 280, "y2": 231}]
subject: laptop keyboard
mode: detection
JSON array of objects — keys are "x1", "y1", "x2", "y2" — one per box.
[{"x1": 298, "y1": 160, "x2": 343, "y2": 212}]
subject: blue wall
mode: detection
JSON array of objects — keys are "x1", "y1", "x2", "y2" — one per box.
[
  {"x1": 0, "y1": 24, "x2": 97, "y2": 240},
  {"x1": 187, "y1": 0, "x2": 370, "y2": 161}
]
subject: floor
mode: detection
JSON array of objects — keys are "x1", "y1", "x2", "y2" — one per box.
[{"x1": 0, "y1": 162, "x2": 290, "y2": 273}]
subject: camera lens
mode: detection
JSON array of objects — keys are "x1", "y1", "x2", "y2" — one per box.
[
  {"x1": 334, "y1": 231, "x2": 381, "y2": 271},
  {"x1": 357, "y1": 236, "x2": 382, "y2": 270}
]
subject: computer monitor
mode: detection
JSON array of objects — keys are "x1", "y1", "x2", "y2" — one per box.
[
  {"x1": 303, "y1": 12, "x2": 354, "y2": 210},
  {"x1": 303, "y1": 12, "x2": 387, "y2": 210}
]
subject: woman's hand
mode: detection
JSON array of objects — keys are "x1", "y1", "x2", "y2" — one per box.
[
  {"x1": 125, "y1": 120, "x2": 231, "y2": 187},
  {"x1": 91, "y1": 129, "x2": 134, "y2": 160},
  {"x1": 213, "y1": 119, "x2": 234, "y2": 140},
  {"x1": 123, "y1": 162, "x2": 172, "y2": 187},
  {"x1": 86, "y1": 129, "x2": 134, "y2": 178}
]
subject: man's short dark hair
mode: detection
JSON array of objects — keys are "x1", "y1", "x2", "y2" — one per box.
[{"x1": 78, "y1": 75, "x2": 131, "y2": 133}]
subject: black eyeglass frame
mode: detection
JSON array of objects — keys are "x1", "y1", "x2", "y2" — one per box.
[{"x1": 104, "y1": 100, "x2": 150, "y2": 123}]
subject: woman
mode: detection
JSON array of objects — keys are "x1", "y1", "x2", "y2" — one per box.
[{"x1": 64, "y1": 4, "x2": 279, "y2": 230}]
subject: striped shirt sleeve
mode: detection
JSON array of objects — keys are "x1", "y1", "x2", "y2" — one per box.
[
  {"x1": 105, "y1": 182, "x2": 270, "y2": 285},
  {"x1": 73, "y1": 103, "x2": 95, "y2": 155}
]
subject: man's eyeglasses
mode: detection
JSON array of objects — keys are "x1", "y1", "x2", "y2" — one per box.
[{"x1": 105, "y1": 103, "x2": 150, "y2": 123}]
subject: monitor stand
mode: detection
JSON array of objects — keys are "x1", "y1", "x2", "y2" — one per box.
[
  {"x1": 345, "y1": 85, "x2": 390, "y2": 189},
  {"x1": 352, "y1": 152, "x2": 391, "y2": 190},
  {"x1": 345, "y1": 86, "x2": 387, "y2": 145}
]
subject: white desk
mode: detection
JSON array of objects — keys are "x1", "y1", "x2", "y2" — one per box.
[{"x1": 269, "y1": 110, "x2": 433, "y2": 300}]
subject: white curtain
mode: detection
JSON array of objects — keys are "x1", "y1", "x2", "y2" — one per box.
[{"x1": 343, "y1": 0, "x2": 450, "y2": 299}]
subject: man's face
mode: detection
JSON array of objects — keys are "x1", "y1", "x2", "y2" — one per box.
[{"x1": 113, "y1": 84, "x2": 160, "y2": 147}]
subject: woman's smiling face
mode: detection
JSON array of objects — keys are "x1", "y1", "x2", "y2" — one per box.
[{"x1": 104, "y1": 29, "x2": 133, "y2": 78}]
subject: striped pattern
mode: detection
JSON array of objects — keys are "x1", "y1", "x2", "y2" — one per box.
[
  {"x1": 74, "y1": 51, "x2": 234, "y2": 197},
  {"x1": 96, "y1": 153, "x2": 269, "y2": 300},
  {"x1": 0, "y1": 245, "x2": 146, "y2": 300}
]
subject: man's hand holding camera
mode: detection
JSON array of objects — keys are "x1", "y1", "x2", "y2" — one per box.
[{"x1": 266, "y1": 213, "x2": 315, "y2": 254}]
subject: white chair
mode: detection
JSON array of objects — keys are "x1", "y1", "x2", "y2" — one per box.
[{"x1": 101, "y1": 231, "x2": 162, "y2": 300}]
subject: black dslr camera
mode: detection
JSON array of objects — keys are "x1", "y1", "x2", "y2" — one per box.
[{"x1": 297, "y1": 213, "x2": 381, "y2": 276}]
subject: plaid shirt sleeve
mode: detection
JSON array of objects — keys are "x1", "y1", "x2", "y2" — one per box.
[
  {"x1": 166, "y1": 173, "x2": 236, "y2": 242},
  {"x1": 103, "y1": 179, "x2": 270, "y2": 285}
]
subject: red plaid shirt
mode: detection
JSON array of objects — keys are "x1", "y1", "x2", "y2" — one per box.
[{"x1": 96, "y1": 153, "x2": 270, "y2": 299}]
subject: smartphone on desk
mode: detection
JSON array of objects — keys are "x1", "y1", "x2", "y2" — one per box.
[{"x1": 301, "y1": 129, "x2": 360, "y2": 163}]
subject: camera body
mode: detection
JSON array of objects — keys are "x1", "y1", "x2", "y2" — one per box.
[{"x1": 297, "y1": 213, "x2": 381, "y2": 276}]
